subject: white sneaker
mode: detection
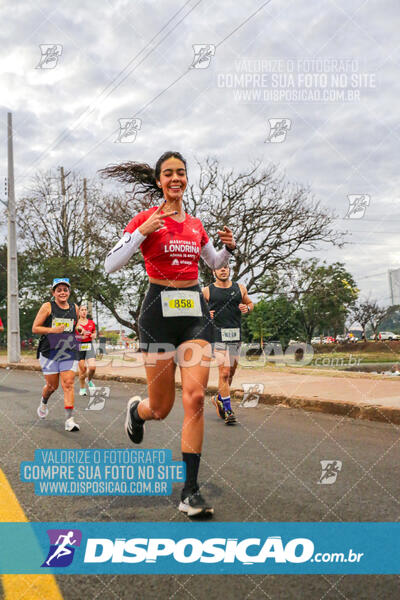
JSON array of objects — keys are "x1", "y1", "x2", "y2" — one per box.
[
  {"x1": 79, "y1": 388, "x2": 87, "y2": 396},
  {"x1": 37, "y1": 401, "x2": 48, "y2": 419},
  {"x1": 178, "y1": 490, "x2": 214, "y2": 517},
  {"x1": 88, "y1": 380, "x2": 95, "y2": 389},
  {"x1": 65, "y1": 416, "x2": 80, "y2": 432}
]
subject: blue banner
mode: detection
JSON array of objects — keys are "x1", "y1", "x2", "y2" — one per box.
[
  {"x1": 0, "y1": 522, "x2": 399, "y2": 574},
  {"x1": 20, "y1": 449, "x2": 185, "y2": 496}
]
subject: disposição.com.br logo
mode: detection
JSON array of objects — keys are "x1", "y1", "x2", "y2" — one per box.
[{"x1": 41, "y1": 529, "x2": 82, "y2": 568}]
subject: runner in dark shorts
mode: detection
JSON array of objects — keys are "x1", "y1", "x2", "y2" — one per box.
[
  {"x1": 102, "y1": 151, "x2": 237, "y2": 517},
  {"x1": 75, "y1": 304, "x2": 97, "y2": 396},
  {"x1": 203, "y1": 265, "x2": 253, "y2": 425}
]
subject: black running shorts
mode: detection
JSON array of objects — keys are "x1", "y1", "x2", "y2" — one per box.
[
  {"x1": 138, "y1": 283, "x2": 214, "y2": 351},
  {"x1": 214, "y1": 341, "x2": 241, "y2": 357},
  {"x1": 213, "y1": 341, "x2": 241, "y2": 367},
  {"x1": 77, "y1": 344, "x2": 96, "y2": 361}
]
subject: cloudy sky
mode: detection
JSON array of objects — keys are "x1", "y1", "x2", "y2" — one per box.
[{"x1": 1, "y1": 0, "x2": 399, "y2": 317}]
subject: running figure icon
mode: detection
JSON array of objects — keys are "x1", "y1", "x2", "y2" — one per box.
[{"x1": 45, "y1": 531, "x2": 77, "y2": 566}]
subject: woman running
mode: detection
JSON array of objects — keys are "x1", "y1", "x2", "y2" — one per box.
[
  {"x1": 32, "y1": 278, "x2": 80, "y2": 431},
  {"x1": 102, "y1": 151, "x2": 236, "y2": 517},
  {"x1": 76, "y1": 304, "x2": 97, "y2": 396}
]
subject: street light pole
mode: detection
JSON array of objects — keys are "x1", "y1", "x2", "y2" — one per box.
[
  {"x1": 83, "y1": 177, "x2": 93, "y2": 316},
  {"x1": 7, "y1": 112, "x2": 20, "y2": 363}
]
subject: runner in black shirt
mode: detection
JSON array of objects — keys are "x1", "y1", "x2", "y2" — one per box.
[
  {"x1": 202, "y1": 265, "x2": 253, "y2": 424},
  {"x1": 32, "y1": 278, "x2": 80, "y2": 432}
]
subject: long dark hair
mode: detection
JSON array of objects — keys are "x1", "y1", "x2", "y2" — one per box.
[{"x1": 99, "y1": 151, "x2": 187, "y2": 201}]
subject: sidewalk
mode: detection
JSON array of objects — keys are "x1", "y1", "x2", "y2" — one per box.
[{"x1": 1, "y1": 354, "x2": 400, "y2": 425}]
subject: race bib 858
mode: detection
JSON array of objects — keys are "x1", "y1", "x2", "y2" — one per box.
[{"x1": 161, "y1": 290, "x2": 202, "y2": 317}]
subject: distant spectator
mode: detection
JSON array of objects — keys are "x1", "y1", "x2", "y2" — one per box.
[{"x1": 0, "y1": 316, "x2": 4, "y2": 332}]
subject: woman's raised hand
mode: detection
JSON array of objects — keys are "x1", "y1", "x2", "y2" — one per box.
[
  {"x1": 217, "y1": 226, "x2": 236, "y2": 249},
  {"x1": 138, "y1": 201, "x2": 178, "y2": 235}
]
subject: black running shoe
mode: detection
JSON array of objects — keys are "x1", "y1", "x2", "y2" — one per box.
[
  {"x1": 212, "y1": 395, "x2": 225, "y2": 420},
  {"x1": 125, "y1": 396, "x2": 145, "y2": 444},
  {"x1": 224, "y1": 409, "x2": 237, "y2": 425},
  {"x1": 179, "y1": 490, "x2": 214, "y2": 517}
]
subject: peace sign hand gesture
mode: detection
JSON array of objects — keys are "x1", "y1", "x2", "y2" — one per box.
[
  {"x1": 217, "y1": 226, "x2": 236, "y2": 250},
  {"x1": 138, "y1": 201, "x2": 178, "y2": 236}
]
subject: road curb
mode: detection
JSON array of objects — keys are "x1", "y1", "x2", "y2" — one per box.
[
  {"x1": 2, "y1": 362, "x2": 400, "y2": 426},
  {"x1": 231, "y1": 391, "x2": 400, "y2": 426}
]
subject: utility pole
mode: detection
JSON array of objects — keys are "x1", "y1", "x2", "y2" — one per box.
[
  {"x1": 83, "y1": 178, "x2": 93, "y2": 316},
  {"x1": 59, "y1": 166, "x2": 71, "y2": 259},
  {"x1": 389, "y1": 270, "x2": 394, "y2": 306},
  {"x1": 6, "y1": 112, "x2": 20, "y2": 362},
  {"x1": 95, "y1": 300, "x2": 99, "y2": 333}
]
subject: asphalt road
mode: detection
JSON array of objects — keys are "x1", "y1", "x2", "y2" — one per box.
[{"x1": 1, "y1": 368, "x2": 400, "y2": 599}]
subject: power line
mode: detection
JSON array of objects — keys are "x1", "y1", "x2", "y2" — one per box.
[
  {"x1": 25, "y1": 0, "x2": 201, "y2": 173},
  {"x1": 70, "y1": 0, "x2": 276, "y2": 170}
]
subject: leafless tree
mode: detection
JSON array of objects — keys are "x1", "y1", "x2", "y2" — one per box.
[
  {"x1": 350, "y1": 299, "x2": 389, "y2": 340},
  {"x1": 185, "y1": 158, "x2": 345, "y2": 289},
  {"x1": 369, "y1": 302, "x2": 390, "y2": 340},
  {"x1": 18, "y1": 170, "x2": 104, "y2": 259},
  {"x1": 17, "y1": 159, "x2": 346, "y2": 333},
  {"x1": 99, "y1": 158, "x2": 346, "y2": 330}
]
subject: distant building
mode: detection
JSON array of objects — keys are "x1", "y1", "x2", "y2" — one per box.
[{"x1": 389, "y1": 268, "x2": 400, "y2": 305}]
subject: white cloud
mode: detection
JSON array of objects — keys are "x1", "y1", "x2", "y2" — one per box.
[{"x1": 0, "y1": 0, "x2": 399, "y2": 307}]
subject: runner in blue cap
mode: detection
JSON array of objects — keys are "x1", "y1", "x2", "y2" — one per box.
[{"x1": 32, "y1": 278, "x2": 80, "y2": 431}]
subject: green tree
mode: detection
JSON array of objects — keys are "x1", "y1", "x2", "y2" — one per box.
[
  {"x1": 15, "y1": 170, "x2": 138, "y2": 331},
  {"x1": 262, "y1": 259, "x2": 358, "y2": 342},
  {"x1": 247, "y1": 296, "x2": 302, "y2": 348},
  {"x1": 0, "y1": 244, "x2": 6, "y2": 345},
  {"x1": 0, "y1": 244, "x2": 42, "y2": 343},
  {"x1": 378, "y1": 305, "x2": 400, "y2": 334},
  {"x1": 98, "y1": 158, "x2": 344, "y2": 330},
  {"x1": 0, "y1": 244, "x2": 6, "y2": 313},
  {"x1": 14, "y1": 159, "x2": 346, "y2": 334},
  {"x1": 99, "y1": 329, "x2": 120, "y2": 345}
]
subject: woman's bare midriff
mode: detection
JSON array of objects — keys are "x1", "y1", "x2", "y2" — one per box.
[{"x1": 148, "y1": 277, "x2": 199, "y2": 288}]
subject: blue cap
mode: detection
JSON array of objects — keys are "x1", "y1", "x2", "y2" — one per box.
[{"x1": 52, "y1": 278, "x2": 71, "y2": 290}]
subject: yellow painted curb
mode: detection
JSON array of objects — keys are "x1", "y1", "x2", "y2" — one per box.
[{"x1": 0, "y1": 469, "x2": 63, "y2": 600}]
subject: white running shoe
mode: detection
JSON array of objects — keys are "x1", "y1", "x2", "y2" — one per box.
[
  {"x1": 178, "y1": 490, "x2": 214, "y2": 517},
  {"x1": 79, "y1": 388, "x2": 87, "y2": 396},
  {"x1": 88, "y1": 380, "x2": 95, "y2": 389},
  {"x1": 37, "y1": 401, "x2": 48, "y2": 419},
  {"x1": 65, "y1": 416, "x2": 80, "y2": 432}
]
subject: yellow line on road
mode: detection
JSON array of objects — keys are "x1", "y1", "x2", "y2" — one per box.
[{"x1": 0, "y1": 468, "x2": 64, "y2": 600}]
